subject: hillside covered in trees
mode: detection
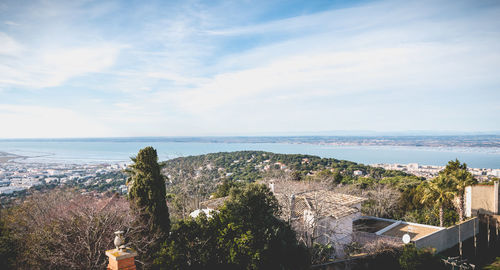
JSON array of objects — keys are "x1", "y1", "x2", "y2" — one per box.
[
  {"x1": 161, "y1": 151, "x2": 422, "y2": 220},
  {"x1": 162, "y1": 150, "x2": 409, "y2": 184}
]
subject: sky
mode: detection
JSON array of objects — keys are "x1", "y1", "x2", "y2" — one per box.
[{"x1": 0, "y1": 0, "x2": 499, "y2": 138}]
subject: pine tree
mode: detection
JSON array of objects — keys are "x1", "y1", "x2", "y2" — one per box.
[{"x1": 127, "y1": 146, "x2": 170, "y2": 235}]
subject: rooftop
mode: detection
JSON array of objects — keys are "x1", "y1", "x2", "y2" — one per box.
[
  {"x1": 282, "y1": 190, "x2": 366, "y2": 219},
  {"x1": 296, "y1": 190, "x2": 366, "y2": 207},
  {"x1": 382, "y1": 223, "x2": 441, "y2": 241},
  {"x1": 292, "y1": 195, "x2": 359, "y2": 219}
]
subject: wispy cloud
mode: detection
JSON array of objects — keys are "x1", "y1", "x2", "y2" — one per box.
[
  {"x1": 0, "y1": 43, "x2": 122, "y2": 88},
  {"x1": 0, "y1": 0, "x2": 499, "y2": 137},
  {"x1": 4, "y1": 21, "x2": 19, "y2": 26}
]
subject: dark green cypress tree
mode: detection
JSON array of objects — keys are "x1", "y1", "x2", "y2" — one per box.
[{"x1": 127, "y1": 146, "x2": 170, "y2": 235}]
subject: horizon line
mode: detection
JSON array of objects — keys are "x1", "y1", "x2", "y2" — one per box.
[{"x1": 1, "y1": 132, "x2": 500, "y2": 140}]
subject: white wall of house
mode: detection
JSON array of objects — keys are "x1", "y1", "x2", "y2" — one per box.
[{"x1": 314, "y1": 212, "x2": 360, "y2": 246}]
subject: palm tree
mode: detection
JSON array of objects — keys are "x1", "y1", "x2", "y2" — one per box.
[
  {"x1": 441, "y1": 160, "x2": 477, "y2": 222},
  {"x1": 451, "y1": 172, "x2": 475, "y2": 222},
  {"x1": 420, "y1": 175, "x2": 455, "y2": 227}
]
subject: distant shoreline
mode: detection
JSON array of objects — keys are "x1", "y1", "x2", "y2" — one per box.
[
  {"x1": 1, "y1": 138, "x2": 499, "y2": 168},
  {"x1": 0, "y1": 151, "x2": 24, "y2": 163},
  {"x1": 0, "y1": 135, "x2": 499, "y2": 148}
]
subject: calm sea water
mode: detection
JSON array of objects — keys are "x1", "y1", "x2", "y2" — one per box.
[{"x1": 0, "y1": 138, "x2": 499, "y2": 169}]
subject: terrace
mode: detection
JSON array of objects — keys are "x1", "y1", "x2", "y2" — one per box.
[
  {"x1": 353, "y1": 216, "x2": 479, "y2": 253},
  {"x1": 354, "y1": 216, "x2": 443, "y2": 241}
]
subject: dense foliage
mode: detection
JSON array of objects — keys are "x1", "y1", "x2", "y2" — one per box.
[
  {"x1": 407, "y1": 160, "x2": 476, "y2": 227},
  {"x1": 162, "y1": 151, "x2": 407, "y2": 183},
  {"x1": 155, "y1": 184, "x2": 310, "y2": 270},
  {"x1": 348, "y1": 244, "x2": 445, "y2": 270},
  {"x1": 398, "y1": 244, "x2": 445, "y2": 270}
]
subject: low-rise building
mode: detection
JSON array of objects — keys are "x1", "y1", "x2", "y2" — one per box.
[{"x1": 283, "y1": 189, "x2": 365, "y2": 257}]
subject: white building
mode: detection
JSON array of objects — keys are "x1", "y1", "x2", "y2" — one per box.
[
  {"x1": 285, "y1": 190, "x2": 365, "y2": 256},
  {"x1": 353, "y1": 170, "x2": 364, "y2": 176}
]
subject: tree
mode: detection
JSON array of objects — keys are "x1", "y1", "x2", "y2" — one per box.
[
  {"x1": 0, "y1": 190, "x2": 138, "y2": 269},
  {"x1": 291, "y1": 170, "x2": 303, "y2": 181},
  {"x1": 217, "y1": 184, "x2": 310, "y2": 269},
  {"x1": 212, "y1": 179, "x2": 244, "y2": 198},
  {"x1": 0, "y1": 214, "x2": 17, "y2": 270},
  {"x1": 398, "y1": 244, "x2": 445, "y2": 270},
  {"x1": 127, "y1": 146, "x2": 170, "y2": 235},
  {"x1": 363, "y1": 184, "x2": 401, "y2": 218},
  {"x1": 154, "y1": 214, "x2": 220, "y2": 269},
  {"x1": 440, "y1": 159, "x2": 476, "y2": 221},
  {"x1": 419, "y1": 175, "x2": 455, "y2": 227},
  {"x1": 155, "y1": 184, "x2": 310, "y2": 270}
]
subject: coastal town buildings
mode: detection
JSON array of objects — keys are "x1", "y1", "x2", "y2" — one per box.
[
  {"x1": 0, "y1": 161, "x2": 128, "y2": 195},
  {"x1": 371, "y1": 163, "x2": 499, "y2": 180}
]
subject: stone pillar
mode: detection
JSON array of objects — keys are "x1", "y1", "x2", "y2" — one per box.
[
  {"x1": 494, "y1": 181, "x2": 499, "y2": 215},
  {"x1": 465, "y1": 186, "x2": 472, "y2": 217},
  {"x1": 105, "y1": 248, "x2": 138, "y2": 270}
]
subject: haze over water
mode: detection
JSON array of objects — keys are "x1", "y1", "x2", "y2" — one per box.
[{"x1": 1, "y1": 138, "x2": 499, "y2": 169}]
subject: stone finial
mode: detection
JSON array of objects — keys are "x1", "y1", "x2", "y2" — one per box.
[
  {"x1": 107, "y1": 231, "x2": 137, "y2": 270},
  {"x1": 114, "y1": 231, "x2": 124, "y2": 250}
]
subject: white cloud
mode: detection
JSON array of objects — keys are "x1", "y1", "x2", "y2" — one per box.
[
  {"x1": 161, "y1": 42, "x2": 498, "y2": 114},
  {"x1": 0, "y1": 44, "x2": 122, "y2": 88},
  {"x1": 0, "y1": 105, "x2": 114, "y2": 138}
]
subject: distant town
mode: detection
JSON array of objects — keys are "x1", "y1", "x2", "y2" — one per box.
[
  {"x1": 131, "y1": 135, "x2": 500, "y2": 148},
  {"x1": 371, "y1": 162, "x2": 500, "y2": 180},
  {"x1": 0, "y1": 160, "x2": 128, "y2": 196}
]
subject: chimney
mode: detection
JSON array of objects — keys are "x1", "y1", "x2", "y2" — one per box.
[
  {"x1": 269, "y1": 182, "x2": 275, "y2": 193},
  {"x1": 106, "y1": 231, "x2": 137, "y2": 270}
]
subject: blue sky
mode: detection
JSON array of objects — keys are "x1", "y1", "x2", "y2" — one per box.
[{"x1": 0, "y1": 0, "x2": 499, "y2": 138}]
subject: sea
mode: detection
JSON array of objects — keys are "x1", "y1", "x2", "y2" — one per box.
[{"x1": 0, "y1": 138, "x2": 499, "y2": 169}]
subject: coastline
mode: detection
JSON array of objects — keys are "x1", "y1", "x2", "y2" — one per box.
[
  {"x1": 0, "y1": 151, "x2": 23, "y2": 163},
  {"x1": 1, "y1": 141, "x2": 499, "y2": 169}
]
